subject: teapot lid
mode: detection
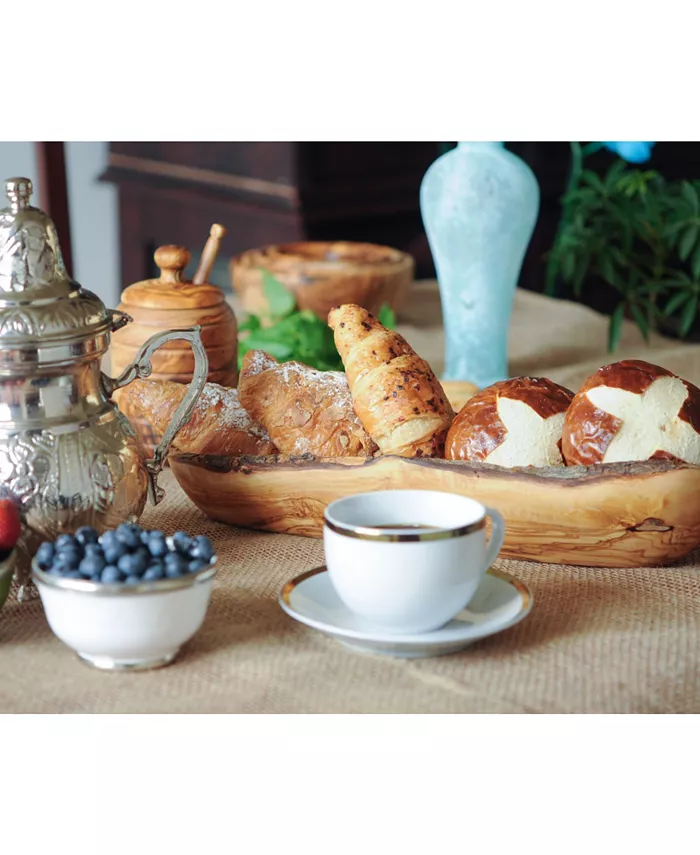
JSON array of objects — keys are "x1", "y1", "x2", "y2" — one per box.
[
  {"x1": 121, "y1": 245, "x2": 226, "y2": 310},
  {"x1": 0, "y1": 177, "x2": 113, "y2": 352}
]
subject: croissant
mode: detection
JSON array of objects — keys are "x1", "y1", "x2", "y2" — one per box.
[
  {"x1": 328, "y1": 304, "x2": 454, "y2": 457},
  {"x1": 238, "y1": 350, "x2": 377, "y2": 457},
  {"x1": 117, "y1": 379, "x2": 278, "y2": 456}
]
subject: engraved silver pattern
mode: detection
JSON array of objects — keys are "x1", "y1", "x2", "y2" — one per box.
[{"x1": 0, "y1": 178, "x2": 209, "y2": 591}]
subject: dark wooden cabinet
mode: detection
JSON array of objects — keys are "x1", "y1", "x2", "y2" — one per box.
[{"x1": 100, "y1": 142, "x2": 443, "y2": 290}]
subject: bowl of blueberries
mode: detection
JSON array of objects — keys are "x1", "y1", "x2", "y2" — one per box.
[{"x1": 31, "y1": 523, "x2": 217, "y2": 671}]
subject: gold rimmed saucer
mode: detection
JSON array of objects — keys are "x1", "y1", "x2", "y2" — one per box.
[{"x1": 279, "y1": 566, "x2": 532, "y2": 659}]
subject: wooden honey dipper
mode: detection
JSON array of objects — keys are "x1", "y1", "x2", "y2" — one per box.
[{"x1": 193, "y1": 223, "x2": 227, "y2": 285}]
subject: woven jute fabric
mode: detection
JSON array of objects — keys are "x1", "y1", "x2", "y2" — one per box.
[{"x1": 3, "y1": 286, "x2": 700, "y2": 714}]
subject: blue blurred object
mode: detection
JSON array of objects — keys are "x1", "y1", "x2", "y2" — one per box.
[
  {"x1": 602, "y1": 141, "x2": 655, "y2": 163},
  {"x1": 420, "y1": 142, "x2": 539, "y2": 386}
]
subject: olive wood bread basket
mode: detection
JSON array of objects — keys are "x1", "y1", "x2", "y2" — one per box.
[{"x1": 169, "y1": 453, "x2": 700, "y2": 568}]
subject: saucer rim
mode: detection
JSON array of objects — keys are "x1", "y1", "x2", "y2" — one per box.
[{"x1": 279, "y1": 565, "x2": 532, "y2": 645}]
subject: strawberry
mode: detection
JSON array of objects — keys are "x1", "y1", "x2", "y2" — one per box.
[{"x1": 0, "y1": 498, "x2": 21, "y2": 554}]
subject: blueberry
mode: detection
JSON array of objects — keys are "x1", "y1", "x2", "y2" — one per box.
[
  {"x1": 117, "y1": 552, "x2": 148, "y2": 577},
  {"x1": 188, "y1": 560, "x2": 208, "y2": 573},
  {"x1": 143, "y1": 566, "x2": 164, "y2": 581},
  {"x1": 124, "y1": 575, "x2": 141, "y2": 585},
  {"x1": 84, "y1": 543, "x2": 104, "y2": 557},
  {"x1": 54, "y1": 551, "x2": 81, "y2": 572},
  {"x1": 115, "y1": 523, "x2": 141, "y2": 549},
  {"x1": 55, "y1": 534, "x2": 77, "y2": 551},
  {"x1": 99, "y1": 530, "x2": 119, "y2": 547},
  {"x1": 119, "y1": 531, "x2": 141, "y2": 549},
  {"x1": 164, "y1": 553, "x2": 187, "y2": 577},
  {"x1": 188, "y1": 536, "x2": 214, "y2": 562},
  {"x1": 75, "y1": 526, "x2": 99, "y2": 545},
  {"x1": 63, "y1": 570, "x2": 83, "y2": 579},
  {"x1": 90, "y1": 573, "x2": 102, "y2": 582},
  {"x1": 101, "y1": 565, "x2": 122, "y2": 584},
  {"x1": 36, "y1": 542, "x2": 55, "y2": 570},
  {"x1": 172, "y1": 531, "x2": 192, "y2": 554},
  {"x1": 79, "y1": 555, "x2": 106, "y2": 576},
  {"x1": 147, "y1": 536, "x2": 168, "y2": 558},
  {"x1": 103, "y1": 541, "x2": 127, "y2": 565}
]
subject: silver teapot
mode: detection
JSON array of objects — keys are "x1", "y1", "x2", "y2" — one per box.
[{"x1": 0, "y1": 177, "x2": 208, "y2": 591}]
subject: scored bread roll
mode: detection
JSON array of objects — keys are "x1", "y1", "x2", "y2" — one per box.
[
  {"x1": 117, "y1": 379, "x2": 277, "y2": 456},
  {"x1": 562, "y1": 359, "x2": 700, "y2": 466},
  {"x1": 328, "y1": 304, "x2": 454, "y2": 457},
  {"x1": 445, "y1": 377, "x2": 574, "y2": 467},
  {"x1": 238, "y1": 350, "x2": 377, "y2": 458}
]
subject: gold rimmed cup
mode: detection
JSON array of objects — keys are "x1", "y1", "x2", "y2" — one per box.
[{"x1": 323, "y1": 490, "x2": 505, "y2": 635}]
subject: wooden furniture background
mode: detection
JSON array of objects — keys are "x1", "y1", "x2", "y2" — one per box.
[
  {"x1": 100, "y1": 143, "x2": 443, "y2": 288},
  {"x1": 101, "y1": 142, "x2": 700, "y2": 310},
  {"x1": 35, "y1": 142, "x2": 74, "y2": 276}
]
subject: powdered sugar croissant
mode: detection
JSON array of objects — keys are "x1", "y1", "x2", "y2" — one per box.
[
  {"x1": 238, "y1": 350, "x2": 377, "y2": 458},
  {"x1": 328, "y1": 304, "x2": 454, "y2": 457}
]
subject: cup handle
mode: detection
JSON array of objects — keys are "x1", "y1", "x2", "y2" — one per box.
[{"x1": 483, "y1": 506, "x2": 506, "y2": 569}]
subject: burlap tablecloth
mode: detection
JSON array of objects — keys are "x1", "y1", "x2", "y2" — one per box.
[{"x1": 2, "y1": 284, "x2": 700, "y2": 714}]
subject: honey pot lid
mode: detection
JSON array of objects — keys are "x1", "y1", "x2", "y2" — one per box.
[
  {"x1": 121, "y1": 245, "x2": 226, "y2": 310},
  {"x1": 0, "y1": 177, "x2": 112, "y2": 344}
]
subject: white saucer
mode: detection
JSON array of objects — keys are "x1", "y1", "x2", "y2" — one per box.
[{"x1": 279, "y1": 566, "x2": 533, "y2": 658}]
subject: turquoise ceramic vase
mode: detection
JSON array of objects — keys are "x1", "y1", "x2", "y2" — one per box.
[{"x1": 420, "y1": 142, "x2": 539, "y2": 388}]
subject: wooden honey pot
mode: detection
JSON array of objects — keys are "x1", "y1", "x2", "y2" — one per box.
[{"x1": 110, "y1": 225, "x2": 238, "y2": 452}]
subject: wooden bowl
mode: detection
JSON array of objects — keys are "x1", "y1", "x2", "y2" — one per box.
[
  {"x1": 170, "y1": 455, "x2": 700, "y2": 569},
  {"x1": 230, "y1": 241, "x2": 414, "y2": 320}
]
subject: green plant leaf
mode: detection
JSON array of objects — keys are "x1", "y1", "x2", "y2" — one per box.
[
  {"x1": 692, "y1": 244, "x2": 700, "y2": 281},
  {"x1": 261, "y1": 269, "x2": 296, "y2": 318},
  {"x1": 377, "y1": 303, "x2": 396, "y2": 329},
  {"x1": 608, "y1": 302, "x2": 625, "y2": 353},
  {"x1": 664, "y1": 290, "x2": 690, "y2": 317},
  {"x1": 599, "y1": 254, "x2": 621, "y2": 289},
  {"x1": 572, "y1": 252, "x2": 591, "y2": 296},
  {"x1": 544, "y1": 251, "x2": 560, "y2": 296},
  {"x1": 679, "y1": 226, "x2": 699, "y2": 262},
  {"x1": 629, "y1": 304, "x2": 650, "y2": 342},
  {"x1": 680, "y1": 294, "x2": 699, "y2": 337},
  {"x1": 603, "y1": 160, "x2": 627, "y2": 190},
  {"x1": 682, "y1": 181, "x2": 700, "y2": 215},
  {"x1": 561, "y1": 252, "x2": 576, "y2": 281},
  {"x1": 664, "y1": 220, "x2": 690, "y2": 244},
  {"x1": 581, "y1": 170, "x2": 607, "y2": 195},
  {"x1": 239, "y1": 336, "x2": 293, "y2": 361},
  {"x1": 238, "y1": 314, "x2": 261, "y2": 334}
]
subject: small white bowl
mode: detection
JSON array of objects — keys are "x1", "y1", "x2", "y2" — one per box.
[{"x1": 31, "y1": 559, "x2": 217, "y2": 671}]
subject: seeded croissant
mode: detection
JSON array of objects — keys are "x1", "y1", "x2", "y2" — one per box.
[{"x1": 328, "y1": 304, "x2": 454, "y2": 457}]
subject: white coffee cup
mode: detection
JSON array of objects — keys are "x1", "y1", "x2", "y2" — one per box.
[{"x1": 323, "y1": 490, "x2": 506, "y2": 635}]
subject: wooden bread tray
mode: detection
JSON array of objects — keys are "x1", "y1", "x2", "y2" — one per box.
[{"x1": 169, "y1": 454, "x2": 700, "y2": 568}]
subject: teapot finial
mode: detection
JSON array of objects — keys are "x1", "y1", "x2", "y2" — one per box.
[{"x1": 5, "y1": 177, "x2": 33, "y2": 213}]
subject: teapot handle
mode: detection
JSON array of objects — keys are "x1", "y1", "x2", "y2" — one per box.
[{"x1": 102, "y1": 326, "x2": 209, "y2": 505}]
